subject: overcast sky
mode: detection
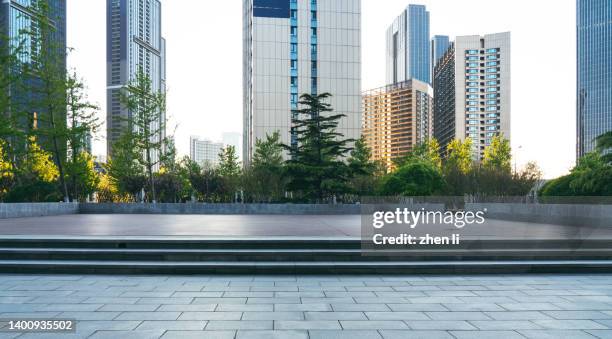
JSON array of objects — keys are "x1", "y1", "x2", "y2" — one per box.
[{"x1": 67, "y1": 0, "x2": 576, "y2": 178}]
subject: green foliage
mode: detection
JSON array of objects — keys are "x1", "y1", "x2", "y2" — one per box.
[
  {"x1": 283, "y1": 93, "x2": 354, "y2": 202},
  {"x1": 595, "y1": 131, "x2": 612, "y2": 164},
  {"x1": 541, "y1": 151, "x2": 612, "y2": 196},
  {"x1": 379, "y1": 161, "x2": 444, "y2": 196},
  {"x1": 119, "y1": 69, "x2": 170, "y2": 203},
  {"x1": 65, "y1": 152, "x2": 99, "y2": 202},
  {"x1": 186, "y1": 160, "x2": 224, "y2": 203},
  {"x1": 106, "y1": 133, "x2": 146, "y2": 201},
  {"x1": 482, "y1": 136, "x2": 512, "y2": 172},
  {"x1": 445, "y1": 138, "x2": 473, "y2": 174},
  {"x1": 395, "y1": 138, "x2": 442, "y2": 170},
  {"x1": 244, "y1": 132, "x2": 287, "y2": 202},
  {"x1": 347, "y1": 136, "x2": 382, "y2": 196}
]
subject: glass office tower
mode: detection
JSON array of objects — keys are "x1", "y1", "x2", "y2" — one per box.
[
  {"x1": 432, "y1": 35, "x2": 450, "y2": 68},
  {"x1": 106, "y1": 0, "x2": 166, "y2": 159},
  {"x1": 386, "y1": 4, "x2": 430, "y2": 84},
  {"x1": 243, "y1": 0, "x2": 362, "y2": 164},
  {"x1": 577, "y1": 0, "x2": 612, "y2": 158}
]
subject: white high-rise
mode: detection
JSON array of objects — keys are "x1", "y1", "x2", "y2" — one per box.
[
  {"x1": 106, "y1": 0, "x2": 166, "y2": 158},
  {"x1": 433, "y1": 32, "x2": 511, "y2": 161},
  {"x1": 190, "y1": 137, "x2": 225, "y2": 168},
  {"x1": 243, "y1": 0, "x2": 362, "y2": 164}
]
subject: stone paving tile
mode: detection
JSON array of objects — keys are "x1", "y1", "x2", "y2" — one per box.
[
  {"x1": 89, "y1": 330, "x2": 165, "y2": 339},
  {"x1": 484, "y1": 311, "x2": 553, "y2": 320},
  {"x1": 309, "y1": 330, "x2": 382, "y2": 339},
  {"x1": 305, "y1": 311, "x2": 365, "y2": 320},
  {"x1": 99, "y1": 304, "x2": 160, "y2": 312},
  {"x1": 425, "y1": 311, "x2": 491, "y2": 321},
  {"x1": 379, "y1": 330, "x2": 453, "y2": 339},
  {"x1": 532, "y1": 319, "x2": 609, "y2": 330},
  {"x1": 236, "y1": 330, "x2": 309, "y2": 339},
  {"x1": 449, "y1": 330, "x2": 525, "y2": 339},
  {"x1": 206, "y1": 320, "x2": 273, "y2": 330},
  {"x1": 274, "y1": 303, "x2": 332, "y2": 311},
  {"x1": 136, "y1": 320, "x2": 207, "y2": 330},
  {"x1": 332, "y1": 304, "x2": 390, "y2": 311},
  {"x1": 115, "y1": 311, "x2": 181, "y2": 321},
  {"x1": 57, "y1": 311, "x2": 120, "y2": 320},
  {"x1": 178, "y1": 311, "x2": 243, "y2": 320},
  {"x1": 405, "y1": 320, "x2": 476, "y2": 330},
  {"x1": 441, "y1": 303, "x2": 504, "y2": 312},
  {"x1": 586, "y1": 330, "x2": 612, "y2": 338},
  {"x1": 217, "y1": 304, "x2": 273, "y2": 312},
  {"x1": 364, "y1": 311, "x2": 428, "y2": 320},
  {"x1": 136, "y1": 297, "x2": 194, "y2": 305},
  {"x1": 162, "y1": 331, "x2": 236, "y2": 339},
  {"x1": 469, "y1": 320, "x2": 543, "y2": 330},
  {"x1": 274, "y1": 320, "x2": 341, "y2": 330},
  {"x1": 518, "y1": 330, "x2": 598, "y2": 339},
  {"x1": 543, "y1": 310, "x2": 612, "y2": 320},
  {"x1": 386, "y1": 303, "x2": 448, "y2": 312},
  {"x1": 243, "y1": 311, "x2": 304, "y2": 320}
]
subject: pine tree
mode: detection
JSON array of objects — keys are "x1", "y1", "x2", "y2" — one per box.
[{"x1": 283, "y1": 93, "x2": 354, "y2": 202}]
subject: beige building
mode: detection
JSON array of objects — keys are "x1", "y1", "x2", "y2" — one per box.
[{"x1": 362, "y1": 79, "x2": 433, "y2": 171}]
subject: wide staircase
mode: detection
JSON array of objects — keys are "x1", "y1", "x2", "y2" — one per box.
[{"x1": 0, "y1": 237, "x2": 612, "y2": 274}]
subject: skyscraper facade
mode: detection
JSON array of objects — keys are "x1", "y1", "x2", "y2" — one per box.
[
  {"x1": 0, "y1": 0, "x2": 67, "y2": 128},
  {"x1": 386, "y1": 4, "x2": 430, "y2": 85},
  {"x1": 577, "y1": 0, "x2": 612, "y2": 158},
  {"x1": 0, "y1": 0, "x2": 67, "y2": 62},
  {"x1": 243, "y1": 0, "x2": 362, "y2": 164},
  {"x1": 431, "y1": 35, "x2": 450, "y2": 73},
  {"x1": 190, "y1": 136, "x2": 225, "y2": 168},
  {"x1": 106, "y1": 0, "x2": 166, "y2": 158},
  {"x1": 433, "y1": 32, "x2": 511, "y2": 161},
  {"x1": 362, "y1": 79, "x2": 433, "y2": 171}
]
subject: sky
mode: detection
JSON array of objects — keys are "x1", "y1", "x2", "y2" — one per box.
[{"x1": 67, "y1": 0, "x2": 577, "y2": 179}]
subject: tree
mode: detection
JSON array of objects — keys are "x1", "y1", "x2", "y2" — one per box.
[
  {"x1": 347, "y1": 136, "x2": 381, "y2": 196},
  {"x1": 394, "y1": 138, "x2": 442, "y2": 170},
  {"x1": 595, "y1": 131, "x2": 612, "y2": 164},
  {"x1": 0, "y1": 142, "x2": 14, "y2": 200},
  {"x1": 64, "y1": 72, "x2": 100, "y2": 201},
  {"x1": 482, "y1": 136, "x2": 512, "y2": 172},
  {"x1": 283, "y1": 93, "x2": 354, "y2": 202},
  {"x1": 186, "y1": 160, "x2": 223, "y2": 203},
  {"x1": 443, "y1": 138, "x2": 473, "y2": 195},
  {"x1": 379, "y1": 161, "x2": 444, "y2": 196},
  {"x1": 120, "y1": 69, "x2": 169, "y2": 203},
  {"x1": 4, "y1": 138, "x2": 60, "y2": 202},
  {"x1": 217, "y1": 145, "x2": 241, "y2": 202},
  {"x1": 244, "y1": 132, "x2": 286, "y2": 202},
  {"x1": 106, "y1": 133, "x2": 146, "y2": 201},
  {"x1": 65, "y1": 152, "x2": 99, "y2": 202},
  {"x1": 24, "y1": 0, "x2": 71, "y2": 202},
  {"x1": 540, "y1": 152, "x2": 612, "y2": 197}
]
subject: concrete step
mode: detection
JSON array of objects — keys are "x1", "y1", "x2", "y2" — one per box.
[
  {"x1": 0, "y1": 259, "x2": 611, "y2": 274},
  {"x1": 2, "y1": 247, "x2": 612, "y2": 262}
]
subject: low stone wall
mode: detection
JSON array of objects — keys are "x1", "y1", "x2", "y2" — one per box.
[
  {"x1": 0, "y1": 203, "x2": 79, "y2": 219},
  {"x1": 79, "y1": 203, "x2": 363, "y2": 215},
  {"x1": 466, "y1": 203, "x2": 612, "y2": 228}
]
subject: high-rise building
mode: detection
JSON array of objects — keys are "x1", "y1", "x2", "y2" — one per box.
[
  {"x1": 243, "y1": 0, "x2": 362, "y2": 164},
  {"x1": 363, "y1": 79, "x2": 433, "y2": 171},
  {"x1": 106, "y1": 0, "x2": 166, "y2": 158},
  {"x1": 0, "y1": 0, "x2": 67, "y2": 128},
  {"x1": 190, "y1": 136, "x2": 225, "y2": 168},
  {"x1": 577, "y1": 0, "x2": 612, "y2": 159},
  {"x1": 386, "y1": 4, "x2": 430, "y2": 85},
  {"x1": 433, "y1": 32, "x2": 511, "y2": 161},
  {"x1": 431, "y1": 35, "x2": 450, "y2": 74}
]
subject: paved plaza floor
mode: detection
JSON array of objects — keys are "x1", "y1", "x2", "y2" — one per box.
[
  {"x1": 0, "y1": 274, "x2": 611, "y2": 338},
  {"x1": 0, "y1": 214, "x2": 611, "y2": 240}
]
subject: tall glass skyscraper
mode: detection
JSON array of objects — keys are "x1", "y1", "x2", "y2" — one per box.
[
  {"x1": 106, "y1": 0, "x2": 166, "y2": 158},
  {"x1": 577, "y1": 0, "x2": 612, "y2": 158},
  {"x1": 432, "y1": 35, "x2": 450, "y2": 68},
  {"x1": 243, "y1": 0, "x2": 362, "y2": 164},
  {"x1": 0, "y1": 0, "x2": 67, "y2": 125},
  {"x1": 386, "y1": 4, "x2": 430, "y2": 84},
  {"x1": 0, "y1": 0, "x2": 66, "y2": 64}
]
